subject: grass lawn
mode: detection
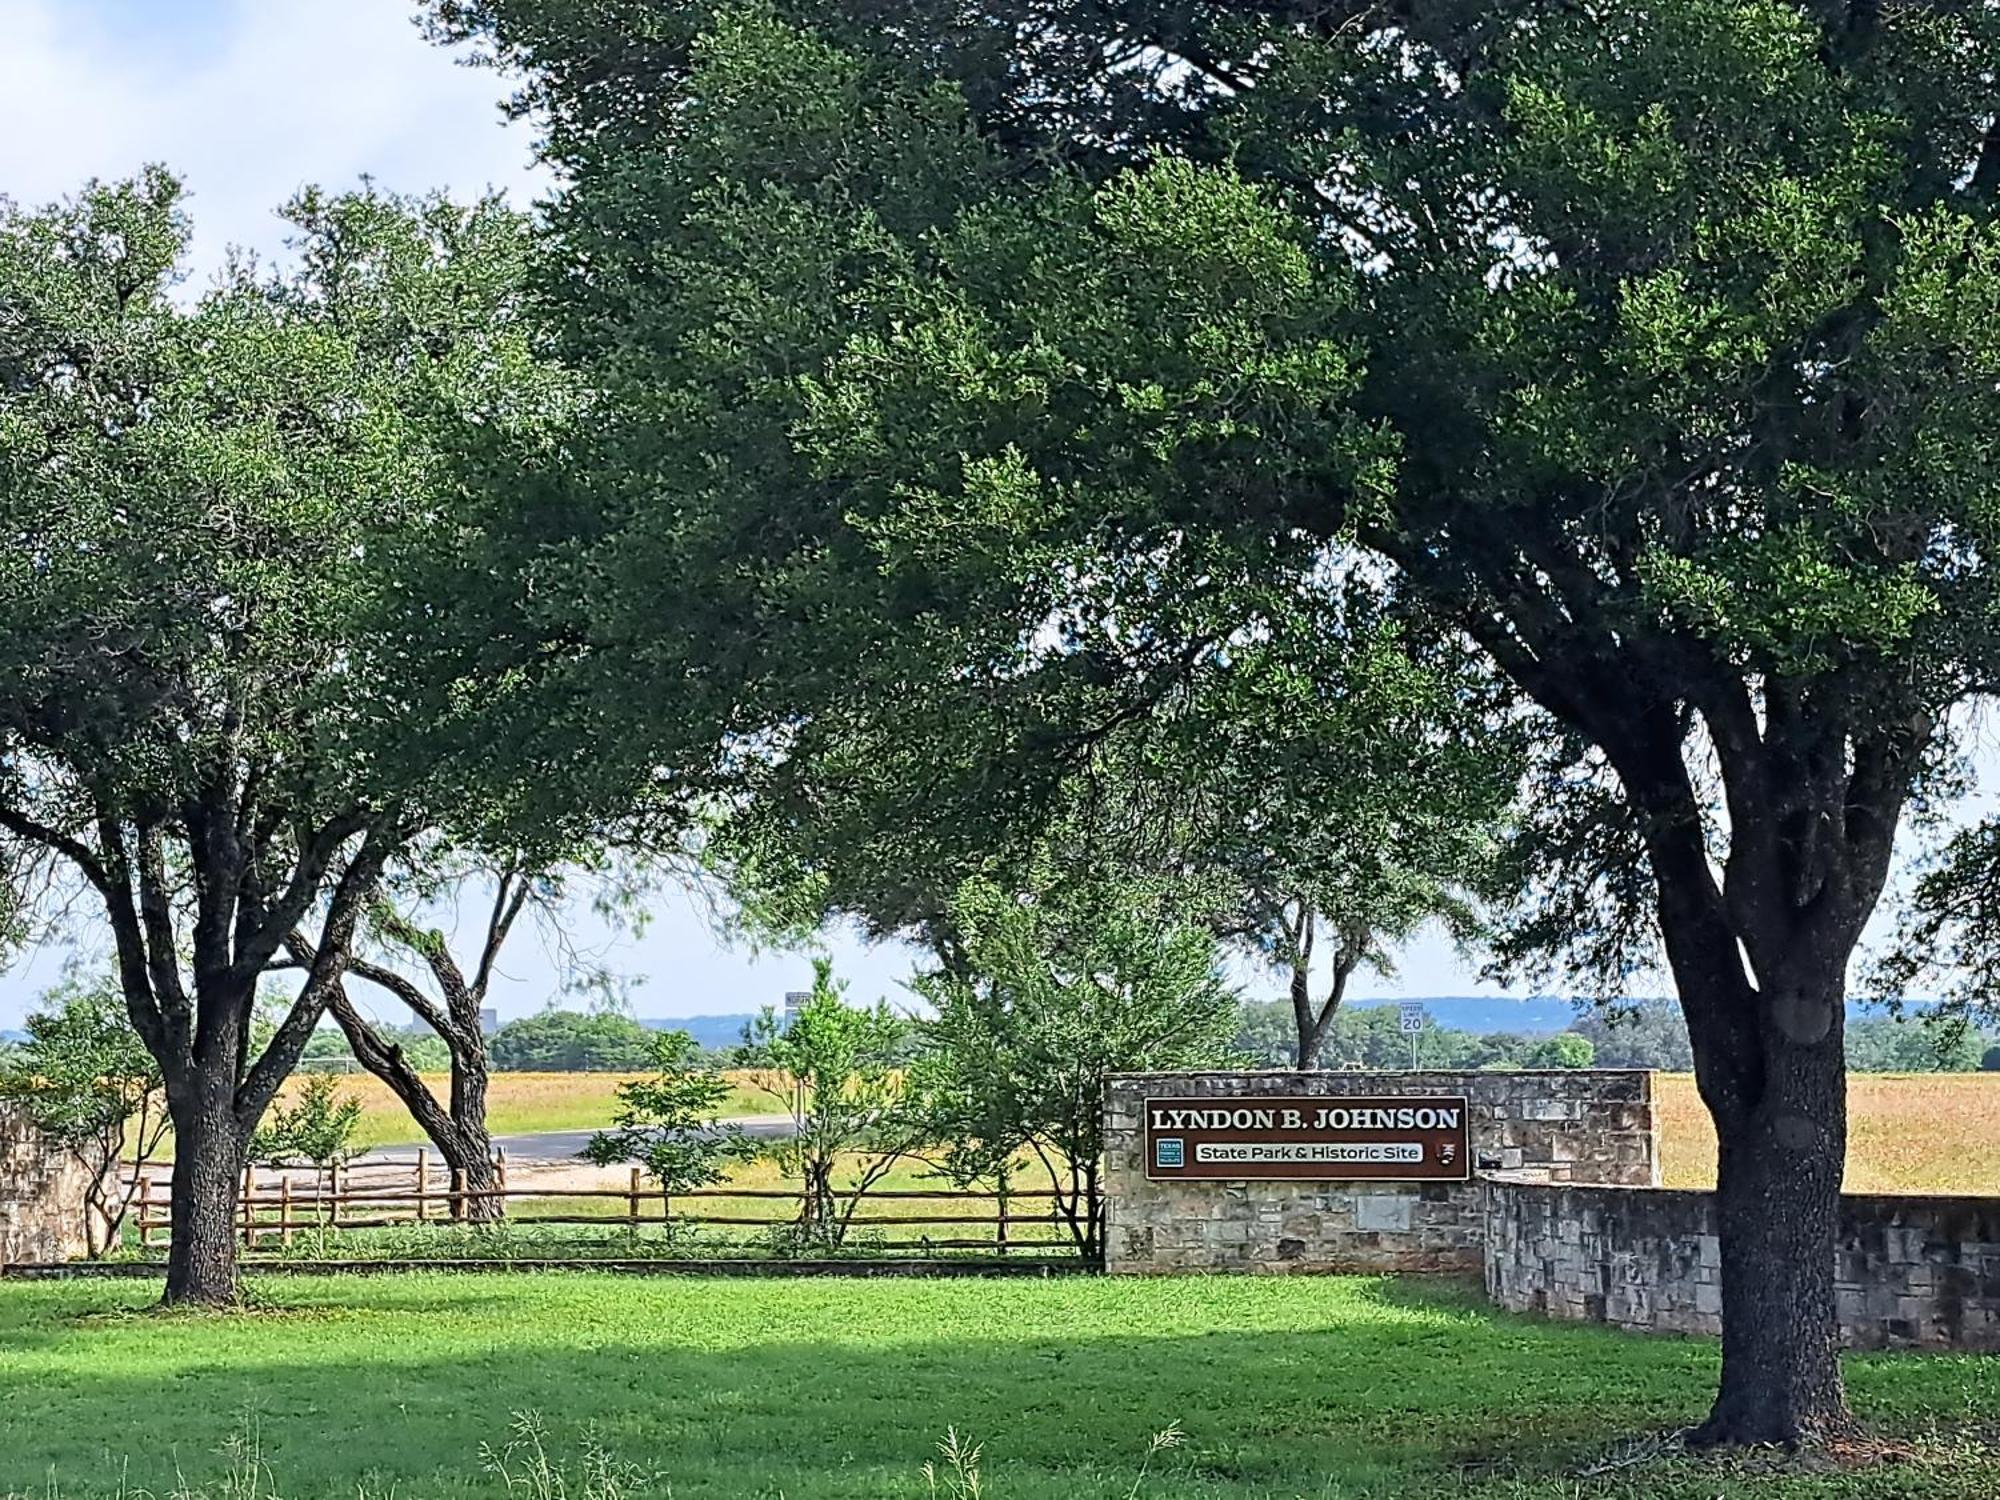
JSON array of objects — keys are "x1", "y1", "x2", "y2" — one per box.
[{"x1": 1, "y1": 1275, "x2": 1995, "y2": 1499}]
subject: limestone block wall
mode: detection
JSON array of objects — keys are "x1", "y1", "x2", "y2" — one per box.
[
  {"x1": 1484, "y1": 1178, "x2": 2000, "y2": 1352},
  {"x1": 1103, "y1": 1070, "x2": 1657, "y2": 1275},
  {"x1": 0, "y1": 1102, "x2": 97, "y2": 1265}
]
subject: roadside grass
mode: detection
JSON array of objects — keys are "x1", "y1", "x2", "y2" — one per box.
[
  {"x1": 0, "y1": 1274, "x2": 1993, "y2": 1499},
  {"x1": 1655, "y1": 1073, "x2": 2000, "y2": 1194}
]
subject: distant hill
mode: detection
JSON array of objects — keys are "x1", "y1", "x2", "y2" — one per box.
[
  {"x1": 639, "y1": 1013, "x2": 758, "y2": 1050},
  {"x1": 1347, "y1": 997, "x2": 1583, "y2": 1035},
  {"x1": 0, "y1": 1028, "x2": 24, "y2": 1045},
  {"x1": 1350, "y1": 995, "x2": 1933, "y2": 1037}
]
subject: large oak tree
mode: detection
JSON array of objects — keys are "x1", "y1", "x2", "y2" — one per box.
[
  {"x1": 0, "y1": 174, "x2": 568, "y2": 1303},
  {"x1": 435, "y1": 0, "x2": 2000, "y2": 1443}
]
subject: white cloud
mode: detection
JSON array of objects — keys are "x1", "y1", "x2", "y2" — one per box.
[{"x1": 0, "y1": 0, "x2": 551, "y2": 275}]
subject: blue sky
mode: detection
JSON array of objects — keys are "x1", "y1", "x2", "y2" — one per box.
[{"x1": 0, "y1": 0, "x2": 1668, "y2": 1027}]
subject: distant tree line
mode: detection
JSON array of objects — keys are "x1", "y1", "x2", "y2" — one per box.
[
  {"x1": 1233, "y1": 999, "x2": 1999, "y2": 1075},
  {"x1": 279, "y1": 991, "x2": 2000, "y2": 1078}
]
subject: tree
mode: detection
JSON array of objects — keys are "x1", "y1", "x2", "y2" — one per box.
[
  {"x1": 432, "y1": 0, "x2": 2000, "y2": 1441},
  {"x1": 0, "y1": 974, "x2": 168, "y2": 1256},
  {"x1": 0, "y1": 174, "x2": 565, "y2": 1304},
  {"x1": 909, "y1": 873, "x2": 1240, "y2": 1258},
  {"x1": 489, "y1": 1009, "x2": 659, "y2": 1072},
  {"x1": 1573, "y1": 1001, "x2": 1697, "y2": 1073},
  {"x1": 736, "y1": 960, "x2": 912, "y2": 1250},
  {"x1": 585, "y1": 1029, "x2": 750, "y2": 1203},
  {"x1": 1842, "y1": 1014, "x2": 1984, "y2": 1074},
  {"x1": 248, "y1": 1073, "x2": 364, "y2": 1178},
  {"x1": 302, "y1": 863, "x2": 545, "y2": 1221}
]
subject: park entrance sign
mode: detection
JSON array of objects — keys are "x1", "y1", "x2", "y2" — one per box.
[{"x1": 1143, "y1": 1094, "x2": 1470, "y2": 1182}]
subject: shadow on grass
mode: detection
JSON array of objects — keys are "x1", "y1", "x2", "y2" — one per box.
[{"x1": 0, "y1": 1274, "x2": 1993, "y2": 1500}]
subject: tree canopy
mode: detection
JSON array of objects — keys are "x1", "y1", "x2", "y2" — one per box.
[{"x1": 0, "y1": 171, "x2": 570, "y2": 1301}]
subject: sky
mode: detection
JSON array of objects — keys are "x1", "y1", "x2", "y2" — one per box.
[{"x1": 0, "y1": 0, "x2": 1830, "y2": 1030}]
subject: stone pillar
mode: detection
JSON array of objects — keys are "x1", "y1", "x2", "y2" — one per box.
[{"x1": 0, "y1": 1103, "x2": 101, "y2": 1265}]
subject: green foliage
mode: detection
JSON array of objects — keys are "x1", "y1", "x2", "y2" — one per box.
[
  {"x1": 0, "y1": 974, "x2": 162, "y2": 1154},
  {"x1": 489, "y1": 1011, "x2": 659, "y2": 1072},
  {"x1": 249, "y1": 1075, "x2": 364, "y2": 1172},
  {"x1": 298, "y1": 1024, "x2": 453, "y2": 1074},
  {"x1": 1232, "y1": 1002, "x2": 1522, "y2": 1073},
  {"x1": 1844, "y1": 1015, "x2": 1986, "y2": 1074},
  {"x1": 1574, "y1": 1002, "x2": 1698, "y2": 1072},
  {"x1": 909, "y1": 873, "x2": 1238, "y2": 1256},
  {"x1": 585, "y1": 1030, "x2": 750, "y2": 1194},
  {"x1": 0, "y1": 973, "x2": 167, "y2": 1255},
  {"x1": 737, "y1": 960, "x2": 912, "y2": 1248},
  {"x1": 1529, "y1": 1033, "x2": 1596, "y2": 1071}
]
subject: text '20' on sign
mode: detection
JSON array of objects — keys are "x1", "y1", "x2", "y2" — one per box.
[{"x1": 1144, "y1": 1095, "x2": 1471, "y2": 1182}]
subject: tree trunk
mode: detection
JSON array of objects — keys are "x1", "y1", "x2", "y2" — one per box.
[
  {"x1": 326, "y1": 984, "x2": 503, "y2": 1223},
  {"x1": 162, "y1": 1096, "x2": 246, "y2": 1307},
  {"x1": 1290, "y1": 958, "x2": 1323, "y2": 1070},
  {"x1": 445, "y1": 1055, "x2": 501, "y2": 1224},
  {"x1": 445, "y1": 1135, "x2": 504, "y2": 1224},
  {"x1": 1686, "y1": 969, "x2": 1856, "y2": 1446}
]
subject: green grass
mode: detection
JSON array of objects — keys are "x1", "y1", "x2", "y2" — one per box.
[{"x1": 1, "y1": 1275, "x2": 1995, "y2": 1499}]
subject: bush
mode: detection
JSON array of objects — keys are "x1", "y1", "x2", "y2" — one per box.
[
  {"x1": 585, "y1": 1029, "x2": 750, "y2": 1194},
  {"x1": 250, "y1": 1074, "x2": 363, "y2": 1171}
]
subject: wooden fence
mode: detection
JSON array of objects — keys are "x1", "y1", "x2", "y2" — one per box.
[{"x1": 129, "y1": 1156, "x2": 1083, "y2": 1258}]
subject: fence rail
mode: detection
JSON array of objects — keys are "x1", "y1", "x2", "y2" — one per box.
[{"x1": 127, "y1": 1157, "x2": 1084, "y2": 1258}]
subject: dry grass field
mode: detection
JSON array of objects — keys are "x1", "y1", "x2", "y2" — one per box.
[
  {"x1": 1655, "y1": 1072, "x2": 2000, "y2": 1194},
  {"x1": 262, "y1": 1069, "x2": 775, "y2": 1153}
]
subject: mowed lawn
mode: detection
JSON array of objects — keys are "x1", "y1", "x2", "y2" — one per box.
[
  {"x1": 2, "y1": 1276, "x2": 1996, "y2": 1500},
  {"x1": 1656, "y1": 1073, "x2": 2000, "y2": 1194}
]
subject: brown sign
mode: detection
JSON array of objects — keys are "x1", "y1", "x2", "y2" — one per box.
[{"x1": 1143, "y1": 1094, "x2": 1470, "y2": 1181}]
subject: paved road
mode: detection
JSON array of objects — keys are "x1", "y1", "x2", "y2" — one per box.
[{"x1": 356, "y1": 1113, "x2": 797, "y2": 1165}]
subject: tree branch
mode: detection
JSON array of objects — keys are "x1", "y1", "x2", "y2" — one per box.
[{"x1": 0, "y1": 807, "x2": 110, "y2": 893}]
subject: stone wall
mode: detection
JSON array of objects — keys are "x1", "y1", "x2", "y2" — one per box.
[
  {"x1": 1484, "y1": 1178, "x2": 2000, "y2": 1352},
  {"x1": 0, "y1": 1103, "x2": 98, "y2": 1265},
  {"x1": 1103, "y1": 1070, "x2": 1657, "y2": 1275}
]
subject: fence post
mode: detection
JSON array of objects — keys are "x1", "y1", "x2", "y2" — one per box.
[
  {"x1": 416, "y1": 1148, "x2": 429, "y2": 1223},
  {"x1": 240, "y1": 1163, "x2": 255, "y2": 1249},
  {"x1": 330, "y1": 1162, "x2": 342, "y2": 1228},
  {"x1": 996, "y1": 1178, "x2": 1009, "y2": 1258},
  {"x1": 628, "y1": 1166, "x2": 642, "y2": 1232},
  {"x1": 137, "y1": 1174, "x2": 153, "y2": 1249},
  {"x1": 280, "y1": 1175, "x2": 293, "y2": 1248}
]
